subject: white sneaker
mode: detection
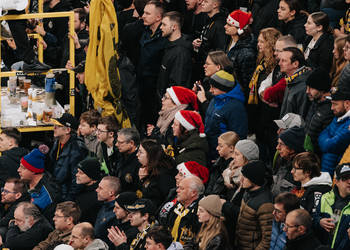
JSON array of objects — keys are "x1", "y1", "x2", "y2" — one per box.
[{"x1": 0, "y1": 0, "x2": 28, "y2": 16}]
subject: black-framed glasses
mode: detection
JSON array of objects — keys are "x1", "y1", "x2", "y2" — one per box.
[
  {"x1": 97, "y1": 129, "x2": 109, "y2": 134},
  {"x1": 283, "y1": 223, "x2": 300, "y2": 230},
  {"x1": 1, "y1": 188, "x2": 17, "y2": 194}
]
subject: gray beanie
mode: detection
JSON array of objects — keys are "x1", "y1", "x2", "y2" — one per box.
[{"x1": 235, "y1": 139, "x2": 259, "y2": 161}]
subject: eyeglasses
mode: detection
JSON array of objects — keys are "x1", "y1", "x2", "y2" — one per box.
[
  {"x1": 116, "y1": 140, "x2": 129, "y2": 145},
  {"x1": 53, "y1": 214, "x2": 66, "y2": 218},
  {"x1": 273, "y1": 208, "x2": 283, "y2": 214},
  {"x1": 97, "y1": 129, "x2": 109, "y2": 134},
  {"x1": 283, "y1": 223, "x2": 300, "y2": 230},
  {"x1": 1, "y1": 188, "x2": 17, "y2": 194}
]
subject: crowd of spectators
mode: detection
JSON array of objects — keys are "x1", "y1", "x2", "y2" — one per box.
[{"x1": 1, "y1": 0, "x2": 350, "y2": 249}]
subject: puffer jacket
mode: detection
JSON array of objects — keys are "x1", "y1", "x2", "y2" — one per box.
[
  {"x1": 278, "y1": 13, "x2": 308, "y2": 44},
  {"x1": 298, "y1": 172, "x2": 333, "y2": 214},
  {"x1": 280, "y1": 67, "x2": 311, "y2": 119},
  {"x1": 226, "y1": 33, "x2": 257, "y2": 91},
  {"x1": 314, "y1": 186, "x2": 350, "y2": 250},
  {"x1": 270, "y1": 220, "x2": 286, "y2": 250},
  {"x1": 174, "y1": 130, "x2": 209, "y2": 167},
  {"x1": 319, "y1": 112, "x2": 350, "y2": 175},
  {"x1": 303, "y1": 32, "x2": 334, "y2": 72},
  {"x1": 205, "y1": 84, "x2": 248, "y2": 160},
  {"x1": 49, "y1": 134, "x2": 88, "y2": 201},
  {"x1": 236, "y1": 187, "x2": 274, "y2": 250},
  {"x1": 304, "y1": 98, "x2": 333, "y2": 155},
  {"x1": 33, "y1": 229, "x2": 72, "y2": 250}
]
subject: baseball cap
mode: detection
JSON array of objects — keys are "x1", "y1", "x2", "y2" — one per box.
[
  {"x1": 274, "y1": 113, "x2": 304, "y2": 130},
  {"x1": 72, "y1": 60, "x2": 85, "y2": 73},
  {"x1": 51, "y1": 113, "x2": 79, "y2": 130},
  {"x1": 335, "y1": 163, "x2": 350, "y2": 180},
  {"x1": 328, "y1": 86, "x2": 350, "y2": 101},
  {"x1": 126, "y1": 199, "x2": 156, "y2": 216}
]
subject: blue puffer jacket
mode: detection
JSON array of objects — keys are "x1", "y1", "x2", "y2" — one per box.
[
  {"x1": 49, "y1": 134, "x2": 88, "y2": 201},
  {"x1": 314, "y1": 188, "x2": 350, "y2": 250},
  {"x1": 270, "y1": 220, "x2": 286, "y2": 250},
  {"x1": 318, "y1": 113, "x2": 350, "y2": 176},
  {"x1": 205, "y1": 84, "x2": 248, "y2": 160}
]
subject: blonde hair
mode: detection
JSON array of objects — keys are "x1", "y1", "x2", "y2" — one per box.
[
  {"x1": 330, "y1": 36, "x2": 347, "y2": 87},
  {"x1": 257, "y1": 28, "x2": 282, "y2": 73},
  {"x1": 196, "y1": 215, "x2": 228, "y2": 250},
  {"x1": 218, "y1": 131, "x2": 240, "y2": 147}
]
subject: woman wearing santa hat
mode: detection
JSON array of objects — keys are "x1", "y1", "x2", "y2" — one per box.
[
  {"x1": 225, "y1": 9, "x2": 257, "y2": 97},
  {"x1": 147, "y1": 86, "x2": 199, "y2": 147},
  {"x1": 172, "y1": 110, "x2": 208, "y2": 167}
]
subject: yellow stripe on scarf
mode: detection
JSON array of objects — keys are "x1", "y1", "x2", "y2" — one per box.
[
  {"x1": 248, "y1": 60, "x2": 266, "y2": 104},
  {"x1": 85, "y1": 0, "x2": 131, "y2": 128}
]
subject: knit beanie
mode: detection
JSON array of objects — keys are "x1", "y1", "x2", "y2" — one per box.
[
  {"x1": 177, "y1": 161, "x2": 209, "y2": 184},
  {"x1": 167, "y1": 86, "x2": 199, "y2": 111},
  {"x1": 175, "y1": 110, "x2": 205, "y2": 137},
  {"x1": 306, "y1": 68, "x2": 331, "y2": 92},
  {"x1": 115, "y1": 192, "x2": 138, "y2": 210},
  {"x1": 20, "y1": 144, "x2": 49, "y2": 173},
  {"x1": 241, "y1": 160, "x2": 266, "y2": 186},
  {"x1": 78, "y1": 157, "x2": 104, "y2": 181},
  {"x1": 279, "y1": 126, "x2": 306, "y2": 153},
  {"x1": 235, "y1": 139, "x2": 259, "y2": 161},
  {"x1": 198, "y1": 195, "x2": 222, "y2": 217},
  {"x1": 209, "y1": 70, "x2": 236, "y2": 92}
]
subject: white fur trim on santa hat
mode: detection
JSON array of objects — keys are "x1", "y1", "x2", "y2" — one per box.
[
  {"x1": 167, "y1": 87, "x2": 181, "y2": 106},
  {"x1": 175, "y1": 112, "x2": 195, "y2": 131},
  {"x1": 226, "y1": 16, "x2": 240, "y2": 27},
  {"x1": 177, "y1": 163, "x2": 193, "y2": 178}
]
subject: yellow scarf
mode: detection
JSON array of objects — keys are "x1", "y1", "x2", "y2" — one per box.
[
  {"x1": 171, "y1": 203, "x2": 190, "y2": 243},
  {"x1": 85, "y1": 0, "x2": 131, "y2": 128},
  {"x1": 248, "y1": 60, "x2": 266, "y2": 104}
]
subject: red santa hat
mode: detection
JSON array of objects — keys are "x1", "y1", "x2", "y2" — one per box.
[
  {"x1": 177, "y1": 161, "x2": 209, "y2": 184},
  {"x1": 175, "y1": 110, "x2": 205, "y2": 137},
  {"x1": 226, "y1": 10, "x2": 252, "y2": 35},
  {"x1": 167, "y1": 86, "x2": 199, "y2": 111}
]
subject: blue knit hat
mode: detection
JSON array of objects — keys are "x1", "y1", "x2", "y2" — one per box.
[{"x1": 20, "y1": 145, "x2": 49, "y2": 173}]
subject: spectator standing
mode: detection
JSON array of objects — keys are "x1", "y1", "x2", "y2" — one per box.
[
  {"x1": 270, "y1": 192, "x2": 300, "y2": 250},
  {"x1": 158, "y1": 11, "x2": 193, "y2": 95},
  {"x1": 235, "y1": 161, "x2": 274, "y2": 250},
  {"x1": 33, "y1": 201, "x2": 81, "y2": 250},
  {"x1": 49, "y1": 113, "x2": 88, "y2": 201},
  {"x1": 0, "y1": 128, "x2": 28, "y2": 186},
  {"x1": 319, "y1": 85, "x2": 350, "y2": 175},
  {"x1": 304, "y1": 68, "x2": 333, "y2": 154},
  {"x1": 303, "y1": 12, "x2": 334, "y2": 72},
  {"x1": 277, "y1": 0, "x2": 307, "y2": 45},
  {"x1": 225, "y1": 10, "x2": 257, "y2": 93}
]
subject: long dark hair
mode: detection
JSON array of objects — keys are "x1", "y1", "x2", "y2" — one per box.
[{"x1": 141, "y1": 139, "x2": 175, "y2": 177}]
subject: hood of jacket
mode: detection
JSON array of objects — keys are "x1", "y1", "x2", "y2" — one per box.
[
  {"x1": 214, "y1": 83, "x2": 245, "y2": 104},
  {"x1": 303, "y1": 172, "x2": 332, "y2": 187},
  {"x1": 85, "y1": 239, "x2": 109, "y2": 250}
]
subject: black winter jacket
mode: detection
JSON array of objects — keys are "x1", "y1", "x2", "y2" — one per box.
[
  {"x1": 174, "y1": 130, "x2": 209, "y2": 167},
  {"x1": 226, "y1": 34, "x2": 257, "y2": 90},
  {"x1": 4, "y1": 217, "x2": 53, "y2": 250},
  {"x1": 251, "y1": 0, "x2": 280, "y2": 35},
  {"x1": 205, "y1": 157, "x2": 232, "y2": 197},
  {"x1": 303, "y1": 33, "x2": 334, "y2": 72},
  {"x1": 278, "y1": 14, "x2": 308, "y2": 44},
  {"x1": 75, "y1": 182, "x2": 101, "y2": 224},
  {"x1": 115, "y1": 150, "x2": 140, "y2": 193},
  {"x1": 0, "y1": 147, "x2": 28, "y2": 186},
  {"x1": 157, "y1": 35, "x2": 193, "y2": 95},
  {"x1": 304, "y1": 98, "x2": 333, "y2": 155},
  {"x1": 183, "y1": 233, "x2": 231, "y2": 250},
  {"x1": 285, "y1": 231, "x2": 327, "y2": 250},
  {"x1": 197, "y1": 12, "x2": 227, "y2": 62}
]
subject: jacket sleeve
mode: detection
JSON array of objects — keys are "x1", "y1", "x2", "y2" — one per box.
[
  {"x1": 205, "y1": 234, "x2": 225, "y2": 250},
  {"x1": 236, "y1": 48, "x2": 257, "y2": 89},
  {"x1": 319, "y1": 121, "x2": 350, "y2": 154},
  {"x1": 5, "y1": 223, "x2": 42, "y2": 248},
  {"x1": 32, "y1": 230, "x2": 55, "y2": 250},
  {"x1": 255, "y1": 203, "x2": 274, "y2": 250}
]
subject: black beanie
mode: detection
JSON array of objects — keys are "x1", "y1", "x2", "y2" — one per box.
[
  {"x1": 306, "y1": 68, "x2": 331, "y2": 92},
  {"x1": 241, "y1": 160, "x2": 266, "y2": 186},
  {"x1": 279, "y1": 126, "x2": 305, "y2": 153},
  {"x1": 78, "y1": 157, "x2": 103, "y2": 181},
  {"x1": 115, "y1": 192, "x2": 138, "y2": 210}
]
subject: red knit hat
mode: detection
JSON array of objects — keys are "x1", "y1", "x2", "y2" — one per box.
[
  {"x1": 177, "y1": 161, "x2": 209, "y2": 184},
  {"x1": 226, "y1": 10, "x2": 252, "y2": 35},
  {"x1": 167, "y1": 86, "x2": 199, "y2": 111},
  {"x1": 175, "y1": 110, "x2": 205, "y2": 137}
]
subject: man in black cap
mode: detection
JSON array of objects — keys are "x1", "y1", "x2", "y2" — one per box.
[
  {"x1": 107, "y1": 192, "x2": 139, "y2": 248},
  {"x1": 49, "y1": 113, "x2": 88, "y2": 201},
  {"x1": 319, "y1": 86, "x2": 350, "y2": 176},
  {"x1": 304, "y1": 68, "x2": 334, "y2": 155},
  {"x1": 107, "y1": 198, "x2": 156, "y2": 250},
  {"x1": 315, "y1": 163, "x2": 350, "y2": 250},
  {"x1": 75, "y1": 157, "x2": 104, "y2": 224},
  {"x1": 236, "y1": 161, "x2": 274, "y2": 250}
]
